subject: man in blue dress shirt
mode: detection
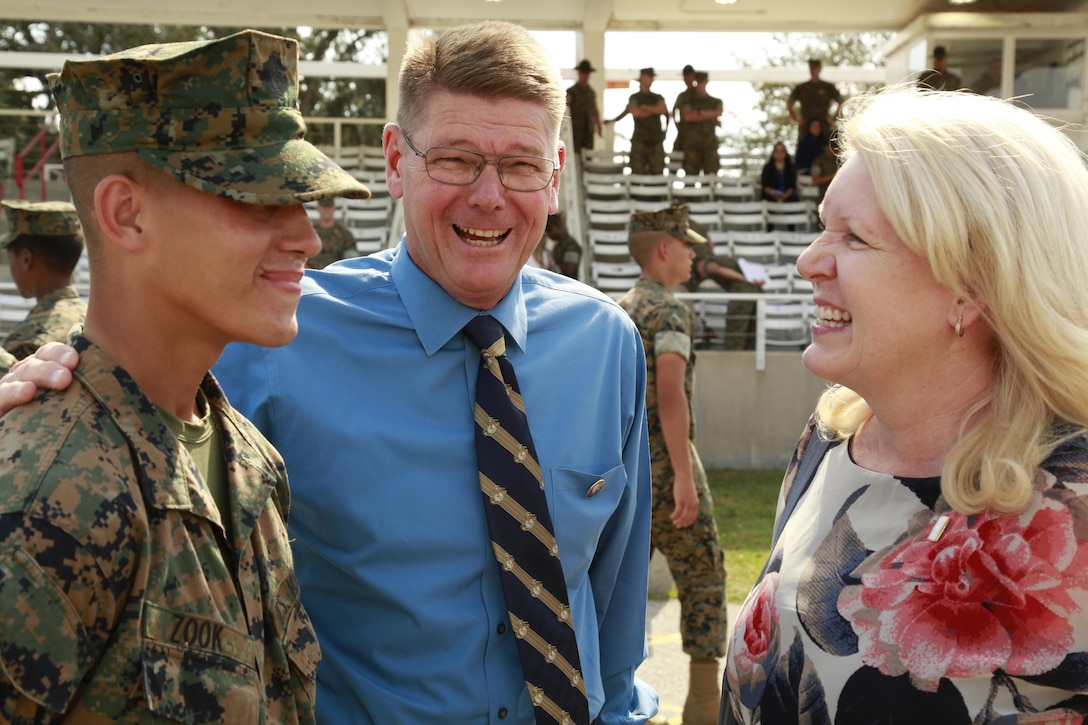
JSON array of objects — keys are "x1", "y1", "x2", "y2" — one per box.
[
  {"x1": 216, "y1": 21, "x2": 656, "y2": 724},
  {"x1": 0, "y1": 20, "x2": 657, "y2": 725}
]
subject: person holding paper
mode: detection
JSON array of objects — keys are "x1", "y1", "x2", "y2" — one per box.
[{"x1": 681, "y1": 210, "x2": 764, "y2": 350}]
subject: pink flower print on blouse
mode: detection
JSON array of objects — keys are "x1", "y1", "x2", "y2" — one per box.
[
  {"x1": 728, "y1": 572, "x2": 781, "y2": 706},
  {"x1": 838, "y1": 501, "x2": 1088, "y2": 691}
]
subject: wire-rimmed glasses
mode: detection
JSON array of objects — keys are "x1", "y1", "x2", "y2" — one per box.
[{"x1": 400, "y1": 130, "x2": 557, "y2": 192}]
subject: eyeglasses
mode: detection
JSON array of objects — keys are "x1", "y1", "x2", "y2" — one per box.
[{"x1": 400, "y1": 130, "x2": 557, "y2": 192}]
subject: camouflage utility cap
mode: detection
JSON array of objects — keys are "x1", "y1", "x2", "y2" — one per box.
[
  {"x1": 629, "y1": 204, "x2": 706, "y2": 244},
  {"x1": 48, "y1": 29, "x2": 370, "y2": 205},
  {"x1": 1, "y1": 200, "x2": 81, "y2": 248}
]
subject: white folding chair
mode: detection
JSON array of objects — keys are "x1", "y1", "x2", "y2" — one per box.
[
  {"x1": 685, "y1": 201, "x2": 722, "y2": 234},
  {"x1": 671, "y1": 174, "x2": 716, "y2": 203},
  {"x1": 588, "y1": 229, "x2": 632, "y2": 262},
  {"x1": 0, "y1": 293, "x2": 35, "y2": 341},
  {"x1": 627, "y1": 174, "x2": 671, "y2": 209},
  {"x1": 764, "y1": 302, "x2": 811, "y2": 349},
  {"x1": 720, "y1": 201, "x2": 766, "y2": 232},
  {"x1": 762, "y1": 264, "x2": 794, "y2": 294},
  {"x1": 590, "y1": 262, "x2": 640, "y2": 294},
  {"x1": 764, "y1": 200, "x2": 814, "y2": 231},
  {"x1": 728, "y1": 231, "x2": 779, "y2": 263},
  {"x1": 692, "y1": 297, "x2": 731, "y2": 350},
  {"x1": 580, "y1": 149, "x2": 627, "y2": 174},
  {"x1": 776, "y1": 231, "x2": 819, "y2": 263}
]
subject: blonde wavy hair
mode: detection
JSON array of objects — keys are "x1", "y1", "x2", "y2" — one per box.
[{"x1": 816, "y1": 88, "x2": 1088, "y2": 514}]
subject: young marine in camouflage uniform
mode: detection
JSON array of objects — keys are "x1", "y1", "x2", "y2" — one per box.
[
  {"x1": 0, "y1": 30, "x2": 370, "y2": 723},
  {"x1": 618, "y1": 205, "x2": 728, "y2": 725},
  {"x1": 607, "y1": 68, "x2": 668, "y2": 175},
  {"x1": 566, "y1": 59, "x2": 602, "y2": 153},
  {"x1": 308, "y1": 197, "x2": 358, "y2": 269},
  {"x1": 681, "y1": 72, "x2": 723, "y2": 175},
  {"x1": 1, "y1": 200, "x2": 86, "y2": 360},
  {"x1": 671, "y1": 64, "x2": 697, "y2": 155}
]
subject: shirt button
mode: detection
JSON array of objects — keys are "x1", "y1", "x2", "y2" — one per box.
[
  {"x1": 498, "y1": 708, "x2": 508, "y2": 719},
  {"x1": 496, "y1": 623, "x2": 506, "y2": 634}
]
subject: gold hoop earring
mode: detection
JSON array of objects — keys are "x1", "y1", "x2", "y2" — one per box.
[{"x1": 955, "y1": 314, "x2": 963, "y2": 338}]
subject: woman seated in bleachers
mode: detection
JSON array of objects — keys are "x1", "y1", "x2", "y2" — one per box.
[
  {"x1": 794, "y1": 116, "x2": 827, "y2": 173},
  {"x1": 761, "y1": 142, "x2": 798, "y2": 203}
]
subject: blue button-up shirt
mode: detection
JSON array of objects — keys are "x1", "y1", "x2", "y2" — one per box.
[{"x1": 215, "y1": 243, "x2": 656, "y2": 724}]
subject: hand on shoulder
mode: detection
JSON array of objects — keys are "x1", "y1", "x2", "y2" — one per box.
[{"x1": 0, "y1": 341, "x2": 78, "y2": 415}]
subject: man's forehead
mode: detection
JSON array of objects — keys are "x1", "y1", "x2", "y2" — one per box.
[{"x1": 413, "y1": 94, "x2": 556, "y2": 155}]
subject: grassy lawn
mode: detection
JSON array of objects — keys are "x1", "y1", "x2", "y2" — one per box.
[{"x1": 707, "y1": 468, "x2": 784, "y2": 604}]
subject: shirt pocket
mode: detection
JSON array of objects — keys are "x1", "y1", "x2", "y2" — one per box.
[
  {"x1": 550, "y1": 464, "x2": 627, "y2": 580},
  {"x1": 140, "y1": 601, "x2": 260, "y2": 724}
]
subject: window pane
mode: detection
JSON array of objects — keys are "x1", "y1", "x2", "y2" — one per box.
[{"x1": 1015, "y1": 38, "x2": 1085, "y2": 110}]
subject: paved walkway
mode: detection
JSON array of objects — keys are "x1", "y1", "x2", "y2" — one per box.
[{"x1": 638, "y1": 551, "x2": 741, "y2": 722}]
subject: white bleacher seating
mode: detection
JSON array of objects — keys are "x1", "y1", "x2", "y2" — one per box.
[
  {"x1": 713, "y1": 177, "x2": 758, "y2": 202},
  {"x1": 790, "y1": 269, "x2": 814, "y2": 295},
  {"x1": 728, "y1": 231, "x2": 779, "y2": 263},
  {"x1": 0, "y1": 293, "x2": 35, "y2": 341},
  {"x1": 776, "y1": 231, "x2": 819, "y2": 263},
  {"x1": 360, "y1": 146, "x2": 387, "y2": 173},
  {"x1": 671, "y1": 174, "x2": 715, "y2": 202},
  {"x1": 686, "y1": 200, "x2": 722, "y2": 234},
  {"x1": 666, "y1": 151, "x2": 684, "y2": 175},
  {"x1": 764, "y1": 200, "x2": 814, "y2": 231},
  {"x1": 584, "y1": 198, "x2": 632, "y2": 232},
  {"x1": 693, "y1": 297, "x2": 732, "y2": 350},
  {"x1": 353, "y1": 226, "x2": 389, "y2": 256},
  {"x1": 580, "y1": 149, "x2": 627, "y2": 174},
  {"x1": 582, "y1": 170, "x2": 628, "y2": 201},
  {"x1": 627, "y1": 174, "x2": 671, "y2": 210},
  {"x1": 587, "y1": 229, "x2": 631, "y2": 261},
  {"x1": 720, "y1": 201, "x2": 766, "y2": 232},
  {"x1": 764, "y1": 301, "x2": 811, "y2": 349},
  {"x1": 336, "y1": 145, "x2": 362, "y2": 169},
  {"x1": 343, "y1": 197, "x2": 393, "y2": 248},
  {"x1": 590, "y1": 261, "x2": 640, "y2": 293}
]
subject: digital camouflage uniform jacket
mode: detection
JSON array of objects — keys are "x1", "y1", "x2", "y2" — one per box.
[
  {"x1": 618, "y1": 278, "x2": 697, "y2": 482},
  {"x1": 566, "y1": 83, "x2": 598, "y2": 152},
  {"x1": 2, "y1": 285, "x2": 86, "y2": 361},
  {"x1": 0, "y1": 335, "x2": 320, "y2": 724},
  {"x1": 0, "y1": 348, "x2": 14, "y2": 376}
]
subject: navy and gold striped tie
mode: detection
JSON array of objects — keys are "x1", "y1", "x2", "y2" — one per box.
[{"x1": 463, "y1": 315, "x2": 589, "y2": 725}]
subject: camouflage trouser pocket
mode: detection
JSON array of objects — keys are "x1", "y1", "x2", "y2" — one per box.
[{"x1": 140, "y1": 603, "x2": 260, "y2": 724}]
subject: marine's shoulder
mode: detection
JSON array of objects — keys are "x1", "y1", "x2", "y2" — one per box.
[{"x1": 0, "y1": 380, "x2": 136, "y2": 527}]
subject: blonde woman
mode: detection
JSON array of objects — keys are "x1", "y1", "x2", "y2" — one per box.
[{"x1": 725, "y1": 89, "x2": 1088, "y2": 723}]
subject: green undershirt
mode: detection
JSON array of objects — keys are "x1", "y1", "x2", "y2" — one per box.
[{"x1": 157, "y1": 390, "x2": 231, "y2": 541}]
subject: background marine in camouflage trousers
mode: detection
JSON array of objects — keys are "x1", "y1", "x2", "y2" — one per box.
[{"x1": 619, "y1": 205, "x2": 728, "y2": 725}]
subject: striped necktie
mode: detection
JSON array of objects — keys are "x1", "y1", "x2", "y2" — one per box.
[{"x1": 463, "y1": 315, "x2": 589, "y2": 725}]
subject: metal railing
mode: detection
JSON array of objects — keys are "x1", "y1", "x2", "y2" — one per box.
[{"x1": 675, "y1": 291, "x2": 813, "y2": 371}]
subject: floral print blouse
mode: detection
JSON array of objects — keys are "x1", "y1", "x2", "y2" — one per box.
[{"x1": 725, "y1": 419, "x2": 1088, "y2": 724}]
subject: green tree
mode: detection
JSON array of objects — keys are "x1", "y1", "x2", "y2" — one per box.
[
  {"x1": 722, "y1": 32, "x2": 890, "y2": 159},
  {"x1": 0, "y1": 22, "x2": 386, "y2": 174}
]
